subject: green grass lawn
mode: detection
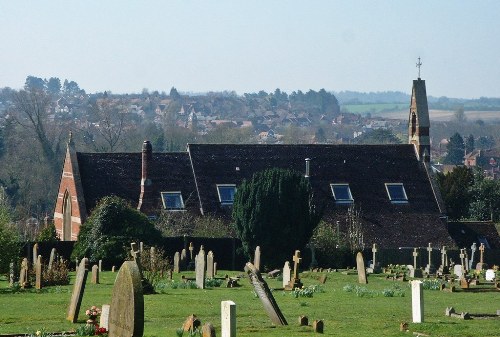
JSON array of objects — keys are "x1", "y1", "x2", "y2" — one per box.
[{"x1": 1, "y1": 270, "x2": 499, "y2": 337}]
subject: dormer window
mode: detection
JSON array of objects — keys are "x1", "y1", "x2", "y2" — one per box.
[
  {"x1": 161, "y1": 192, "x2": 185, "y2": 210},
  {"x1": 385, "y1": 183, "x2": 408, "y2": 204},
  {"x1": 330, "y1": 184, "x2": 354, "y2": 204},
  {"x1": 217, "y1": 184, "x2": 236, "y2": 205}
]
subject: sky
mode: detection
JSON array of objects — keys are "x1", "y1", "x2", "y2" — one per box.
[{"x1": 1, "y1": 1, "x2": 499, "y2": 99}]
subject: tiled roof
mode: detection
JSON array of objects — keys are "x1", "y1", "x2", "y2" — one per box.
[{"x1": 448, "y1": 221, "x2": 500, "y2": 249}]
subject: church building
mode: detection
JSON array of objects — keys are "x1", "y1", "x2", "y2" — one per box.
[{"x1": 53, "y1": 78, "x2": 456, "y2": 248}]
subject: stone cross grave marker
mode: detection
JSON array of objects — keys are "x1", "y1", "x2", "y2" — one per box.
[
  {"x1": 195, "y1": 247, "x2": 206, "y2": 289},
  {"x1": 253, "y1": 246, "x2": 261, "y2": 271},
  {"x1": 207, "y1": 251, "x2": 214, "y2": 279},
  {"x1": 285, "y1": 250, "x2": 303, "y2": 290},
  {"x1": 371, "y1": 243, "x2": 378, "y2": 271},
  {"x1": 244, "y1": 262, "x2": 288, "y2": 325},
  {"x1": 35, "y1": 255, "x2": 42, "y2": 289},
  {"x1": 356, "y1": 252, "x2": 367, "y2": 284},
  {"x1": 32, "y1": 243, "x2": 38, "y2": 265},
  {"x1": 67, "y1": 258, "x2": 89, "y2": 323},
  {"x1": 48, "y1": 248, "x2": 57, "y2": 271},
  {"x1": 188, "y1": 242, "x2": 195, "y2": 270},
  {"x1": 425, "y1": 243, "x2": 435, "y2": 274},
  {"x1": 19, "y1": 257, "x2": 29, "y2": 288},
  {"x1": 130, "y1": 242, "x2": 144, "y2": 277},
  {"x1": 413, "y1": 248, "x2": 419, "y2": 269},
  {"x1": 469, "y1": 242, "x2": 477, "y2": 270},
  {"x1": 109, "y1": 261, "x2": 144, "y2": 337},
  {"x1": 459, "y1": 249, "x2": 466, "y2": 272},
  {"x1": 174, "y1": 252, "x2": 180, "y2": 273},
  {"x1": 440, "y1": 246, "x2": 448, "y2": 267},
  {"x1": 479, "y1": 243, "x2": 485, "y2": 264},
  {"x1": 221, "y1": 300, "x2": 236, "y2": 337},
  {"x1": 180, "y1": 248, "x2": 187, "y2": 271},
  {"x1": 411, "y1": 280, "x2": 424, "y2": 323},
  {"x1": 189, "y1": 242, "x2": 194, "y2": 260},
  {"x1": 282, "y1": 261, "x2": 291, "y2": 288},
  {"x1": 91, "y1": 265, "x2": 99, "y2": 284}
]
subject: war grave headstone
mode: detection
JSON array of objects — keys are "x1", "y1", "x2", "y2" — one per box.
[
  {"x1": 48, "y1": 248, "x2": 57, "y2": 271},
  {"x1": 411, "y1": 248, "x2": 423, "y2": 278},
  {"x1": 100, "y1": 304, "x2": 110, "y2": 331},
  {"x1": 285, "y1": 250, "x2": 303, "y2": 290},
  {"x1": 174, "y1": 252, "x2": 180, "y2": 273},
  {"x1": 411, "y1": 280, "x2": 424, "y2": 323},
  {"x1": 282, "y1": 261, "x2": 291, "y2": 288},
  {"x1": 91, "y1": 264, "x2": 99, "y2": 284},
  {"x1": 354, "y1": 252, "x2": 367, "y2": 284},
  {"x1": 368, "y1": 243, "x2": 381, "y2": 273},
  {"x1": 476, "y1": 243, "x2": 487, "y2": 271},
  {"x1": 424, "y1": 243, "x2": 436, "y2": 275},
  {"x1": 485, "y1": 269, "x2": 495, "y2": 282},
  {"x1": 221, "y1": 300, "x2": 236, "y2": 337},
  {"x1": 35, "y1": 255, "x2": 43, "y2": 290},
  {"x1": 67, "y1": 258, "x2": 89, "y2": 323},
  {"x1": 254, "y1": 246, "x2": 261, "y2": 271},
  {"x1": 244, "y1": 262, "x2": 288, "y2": 325},
  {"x1": 196, "y1": 247, "x2": 206, "y2": 289},
  {"x1": 207, "y1": 251, "x2": 214, "y2": 279},
  {"x1": 108, "y1": 261, "x2": 144, "y2": 337},
  {"x1": 19, "y1": 257, "x2": 29, "y2": 288}
]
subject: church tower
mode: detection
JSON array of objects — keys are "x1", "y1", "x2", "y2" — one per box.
[{"x1": 408, "y1": 58, "x2": 430, "y2": 162}]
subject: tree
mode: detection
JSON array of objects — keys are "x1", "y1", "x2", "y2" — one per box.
[
  {"x1": 72, "y1": 196, "x2": 162, "y2": 266},
  {"x1": 46, "y1": 77, "x2": 61, "y2": 95},
  {"x1": 169, "y1": 87, "x2": 181, "y2": 101},
  {"x1": 24, "y1": 76, "x2": 45, "y2": 91},
  {"x1": 454, "y1": 106, "x2": 466, "y2": 123},
  {"x1": 465, "y1": 134, "x2": 474, "y2": 154},
  {"x1": 37, "y1": 222, "x2": 59, "y2": 243},
  {"x1": 354, "y1": 129, "x2": 402, "y2": 144},
  {"x1": 467, "y1": 170, "x2": 500, "y2": 221},
  {"x1": 232, "y1": 168, "x2": 321, "y2": 269},
  {"x1": 436, "y1": 166, "x2": 474, "y2": 220},
  {"x1": 0, "y1": 187, "x2": 20, "y2": 274},
  {"x1": 444, "y1": 132, "x2": 465, "y2": 165}
]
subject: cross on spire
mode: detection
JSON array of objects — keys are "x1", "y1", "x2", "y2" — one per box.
[{"x1": 416, "y1": 57, "x2": 422, "y2": 79}]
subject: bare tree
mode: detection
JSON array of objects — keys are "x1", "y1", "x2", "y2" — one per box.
[{"x1": 86, "y1": 97, "x2": 127, "y2": 152}]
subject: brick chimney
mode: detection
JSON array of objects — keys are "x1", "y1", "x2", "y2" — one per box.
[{"x1": 137, "y1": 140, "x2": 153, "y2": 213}]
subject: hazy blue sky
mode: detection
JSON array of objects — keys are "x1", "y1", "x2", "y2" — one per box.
[{"x1": 1, "y1": 1, "x2": 499, "y2": 98}]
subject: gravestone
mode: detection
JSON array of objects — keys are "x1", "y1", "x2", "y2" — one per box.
[
  {"x1": 412, "y1": 248, "x2": 419, "y2": 269},
  {"x1": 368, "y1": 243, "x2": 381, "y2": 273},
  {"x1": 214, "y1": 262, "x2": 217, "y2": 276},
  {"x1": 112, "y1": 266, "x2": 116, "y2": 273},
  {"x1": 207, "y1": 251, "x2": 214, "y2": 279},
  {"x1": 282, "y1": 261, "x2": 291, "y2": 288},
  {"x1": 299, "y1": 315, "x2": 308, "y2": 326},
  {"x1": 221, "y1": 300, "x2": 236, "y2": 337},
  {"x1": 254, "y1": 246, "x2": 261, "y2": 271},
  {"x1": 173, "y1": 252, "x2": 180, "y2": 273},
  {"x1": 32, "y1": 243, "x2": 39, "y2": 265},
  {"x1": 130, "y1": 242, "x2": 143, "y2": 276},
  {"x1": 469, "y1": 242, "x2": 477, "y2": 270},
  {"x1": 425, "y1": 243, "x2": 435, "y2": 274},
  {"x1": 180, "y1": 249, "x2": 187, "y2": 271},
  {"x1": 91, "y1": 265, "x2": 99, "y2": 284},
  {"x1": 139, "y1": 241, "x2": 144, "y2": 252},
  {"x1": 99, "y1": 260, "x2": 103, "y2": 273},
  {"x1": 313, "y1": 319, "x2": 324, "y2": 333},
  {"x1": 411, "y1": 280, "x2": 424, "y2": 323},
  {"x1": 244, "y1": 262, "x2": 288, "y2": 325},
  {"x1": 476, "y1": 243, "x2": 487, "y2": 271},
  {"x1": 453, "y1": 264, "x2": 463, "y2": 278},
  {"x1": 67, "y1": 258, "x2": 89, "y2": 323},
  {"x1": 356, "y1": 252, "x2": 367, "y2": 284},
  {"x1": 485, "y1": 269, "x2": 495, "y2": 281},
  {"x1": 109, "y1": 261, "x2": 144, "y2": 337},
  {"x1": 19, "y1": 257, "x2": 29, "y2": 288},
  {"x1": 195, "y1": 248, "x2": 206, "y2": 289},
  {"x1": 285, "y1": 250, "x2": 303, "y2": 290},
  {"x1": 100, "y1": 304, "x2": 110, "y2": 330},
  {"x1": 35, "y1": 255, "x2": 42, "y2": 289},
  {"x1": 188, "y1": 242, "x2": 195, "y2": 270},
  {"x1": 319, "y1": 275, "x2": 328, "y2": 284},
  {"x1": 48, "y1": 248, "x2": 57, "y2": 271}
]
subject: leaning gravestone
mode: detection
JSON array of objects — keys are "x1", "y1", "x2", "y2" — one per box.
[
  {"x1": 67, "y1": 258, "x2": 89, "y2": 323},
  {"x1": 195, "y1": 248, "x2": 206, "y2": 289},
  {"x1": 356, "y1": 252, "x2": 367, "y2": 284},
  {"x1": 244, "y1": 262, "x2": 288, "y2": 325},
  {"x1": 282, "y1": 261, "x2": 291, "y2": 288},
  {"x1": 109, "y1": 261, "x2": 144, "y2": 337},
  {"x1": 48, "y1": 248, "x2": 57, "y2": 271},
  {"x1": 32, "y1": 243, "x2": 39, "y2": 265}
]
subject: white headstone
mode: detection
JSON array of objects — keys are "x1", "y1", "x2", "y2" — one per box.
[
  {"x1": 453, "y1": 265, "x2": 463, "y2": 278},
  {"x1": 100, "y1": 304, "x2": 110, "y2": 330},
  {"x1": 221, "y1": 300, "x2": 236, "y2": 337},
  {"x1": 411, "y1": 280, "x2": 424, "y2": 323},
  {"x1": 485, "y1": 269, "x2": 495, "y2": 281},
  {"x1": 282, "y1": 261, "x2": 291, "y2": 288}
]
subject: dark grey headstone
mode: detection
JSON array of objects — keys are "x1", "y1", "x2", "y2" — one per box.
[
  {"x1": 244, "y1": 262, "x2": 287, "y2": 325},
  {"x1": 109, "y1": 261, "x2": 144, "y2": 337}
]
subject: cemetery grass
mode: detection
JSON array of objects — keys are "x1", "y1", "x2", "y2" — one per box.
[{"x1": 1, "y1": 271, "x2": 499, "y2": 337}]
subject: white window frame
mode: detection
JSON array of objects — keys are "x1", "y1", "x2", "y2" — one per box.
[
  {"x1": 330, "y1": 183, "x2": 354, "y2": 204},
  {"x1": 385, "y1": 183, "x2": 408, "y2": 204},
  {"x1": 161, "y1": 191, "x2": 185, "y2": 211},
  {"x1": 217, "y1": 184, "x2": 237, "y2": 205}
]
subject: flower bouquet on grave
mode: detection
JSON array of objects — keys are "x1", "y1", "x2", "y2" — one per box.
[{"x1": 85, "y1": 306, "x2": 102, "y2": 325}]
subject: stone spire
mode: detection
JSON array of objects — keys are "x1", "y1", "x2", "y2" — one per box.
[{"x1": 408, "y1": 77, "x2": 430, "y2": 162}]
